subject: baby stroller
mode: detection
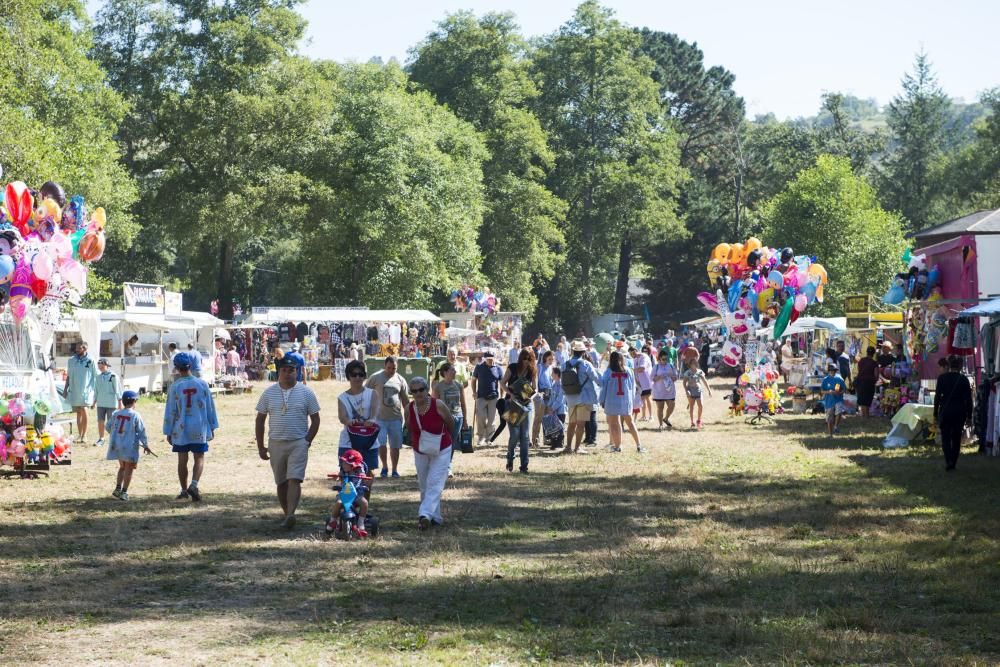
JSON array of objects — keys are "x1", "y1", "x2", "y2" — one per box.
[{"x1": 743, "y1": 388, "x2": 773, "y2": 426}]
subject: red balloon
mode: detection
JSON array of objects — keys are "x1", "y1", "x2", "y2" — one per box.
[
  {"x1": 4, "y1": 182, "x2": 33, "y2": 236},
  {"x1": 789, "y1": 308, "x2": 801, "y2": 324},
  {"x1": 30, "y1": 277, "x2": 47, "y2": 300}
]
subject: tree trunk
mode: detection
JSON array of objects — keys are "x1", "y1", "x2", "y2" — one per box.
[
  {"x1": 218, "y1": 239, "x2": 234, "y2": 319},
  {"x1": 613, "y1": 232, "x2": 632, "y2": 312}
]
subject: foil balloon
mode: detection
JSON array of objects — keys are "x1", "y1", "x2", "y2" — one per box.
[
  {"x1": 4, "y1": 181, "x2": 33, "y2": 236},
  {"x1": 8, "y1": 263, "x2": 33, "y2": 325}
]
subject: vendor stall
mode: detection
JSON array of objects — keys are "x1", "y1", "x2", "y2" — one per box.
[{"x1": 249, "y1": 307, "x2": 444, "y2": 379}]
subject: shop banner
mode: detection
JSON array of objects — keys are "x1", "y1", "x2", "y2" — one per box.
[
  {"x1": 124, "y1": 282, "x2": 165, "y2": 314},
  {"x1": 164, "y1": 291, "x2": 183, "y2": 316}
]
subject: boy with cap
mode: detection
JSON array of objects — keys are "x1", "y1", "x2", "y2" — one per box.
[
  {"x1": 821, "y1": 362, "x2": 847, "y2": 437},
  {"x1": 164, "y1": 352, "x2": 219, "y2": 501},
  {"x1": 94, "y1": 358, "x2": 123, "y2": 447},
  {"x1": 108, "y1": 390, "x2": 154, "y2": 501}
]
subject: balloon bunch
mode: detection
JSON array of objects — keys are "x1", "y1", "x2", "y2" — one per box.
[
  {"x1": 882, "y1": 249, "x2": 941, "y2": 305},
  {"x1": 0, "y1": 180, "x2": 107, "y2": 336},
  {"x1": 451, "y1": 285, "x2": 501, "y2": 315},
  {"x1": 0, "y1": 393, "x2": 70, "y2": 466},
  {"x1": 701, "y1": 238, "x2": 829, "y2": 350}
]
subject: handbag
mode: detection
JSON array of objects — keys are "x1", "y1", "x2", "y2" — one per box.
[
  {"x1": 412, "y1": 400, "x2": 444, "y2": 455},
  {"x1": 504, "y1": 398, "x2": 528, "y2": 425},
  {"x1": 458, "y1": 426, "x2": 474, "y2": 453},
  {"x1": 347, "y1": 423, "x2": 380, "y2": 451}
]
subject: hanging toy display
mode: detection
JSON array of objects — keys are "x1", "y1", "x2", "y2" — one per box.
[{"x1": 450, "y1": 284, "x2": 501, "y2": 316}]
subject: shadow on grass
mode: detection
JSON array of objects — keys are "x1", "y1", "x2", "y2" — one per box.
[{"x1": 3, "y1": 466, "x2": 1000, "y2": 663}]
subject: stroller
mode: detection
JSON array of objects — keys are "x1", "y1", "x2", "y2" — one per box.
[{"x1": 743, "y1": 388, "x2": 773, "y2": 426}]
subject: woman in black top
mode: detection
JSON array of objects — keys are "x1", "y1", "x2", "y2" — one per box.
[{"x1": 934, "y1": 355, "x2": 974, "y2": 471}]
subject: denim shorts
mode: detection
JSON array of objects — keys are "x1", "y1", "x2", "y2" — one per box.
[{"x1": 376, "y1": 419, "x2": 404, "y2": 449}]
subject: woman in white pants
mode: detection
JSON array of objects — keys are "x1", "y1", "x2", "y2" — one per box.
[{"x1": 406, "y1": 376, "x2": 455, "y2": 530}]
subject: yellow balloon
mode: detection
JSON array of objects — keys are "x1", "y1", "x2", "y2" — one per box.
[
  {"x1": 91, "y1": 207, "x2": 107, "y2": 231},
  {"x1": 712, "y1": 243, "x2": 731, "y2": 263},
  {"x1": 807, "y1": 263, "x2": 828, "y2": 284},
  {"x1": 728, "y1": 242, "x2": 745, "y2": 266},
  {"x1": 745, "y1": 237, "x2": 762, "y2": 253},
  {"x1": 706, "y1": 258, "x2": 722, "y2": 285},
  {"x1": 757, "y1": 287, "x2": 774, "y2": 312}
]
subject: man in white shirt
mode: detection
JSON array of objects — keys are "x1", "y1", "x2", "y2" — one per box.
[{"x1": 256, "y1": 357, "x2": 321, "y2": 529}]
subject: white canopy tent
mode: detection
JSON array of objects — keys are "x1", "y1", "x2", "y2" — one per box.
[
  {"x1": 757, "y1": 317, "x2": 847, "y2": 340},
  {"x1": 960, "y1": 297, "x2": 1000, "y2": 317},
  {"x1": 682, "y1": 315, "x2": 722, "y2": 327},
  {"x1": 249, "y1": 307, "x2": 441, "y2": 323}
]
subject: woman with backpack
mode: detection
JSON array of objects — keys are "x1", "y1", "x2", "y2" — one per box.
[{"x1": 501, "y1": 347, "x2": 538, "y2": 473}]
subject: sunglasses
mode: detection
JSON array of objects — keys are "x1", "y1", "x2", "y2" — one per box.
[
  {"x1": 411, "y1": 387, "x2": 427, "y2": 394},
  {"x1": 349, "y1": 372, "x2": 366, "y2": 378}
]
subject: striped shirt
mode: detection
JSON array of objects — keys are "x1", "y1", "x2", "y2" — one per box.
[{"x1": 256, "y1": 383, "x2": 320, "y2": 441}]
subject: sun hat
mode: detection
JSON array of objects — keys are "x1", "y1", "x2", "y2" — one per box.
[
  {"x1": 339, "y1": 449, "x2": 365, "y2": 469},
  {"x1": 570, "y1": 340, "x2": 587, "y2": 352}
]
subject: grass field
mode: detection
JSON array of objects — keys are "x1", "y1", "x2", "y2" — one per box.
[{"x1": 1, "y1": 377, "x2": 999, "y2": 665}]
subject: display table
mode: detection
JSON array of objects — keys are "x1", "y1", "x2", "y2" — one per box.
[{"x1": 884, "y1": 402, "x2": 934, "y2": 449}]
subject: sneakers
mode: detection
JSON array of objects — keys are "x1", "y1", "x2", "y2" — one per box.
[
  {"x1": 636, "y1": 446, "x2": 647, "y2": 453},
  {"x1": 325, "y1": 516, "x2": 337, "y2": 534},
  {"x1": 380, "y1": 468, "x2": 389, "y2": 478},
  {"x1": 506, "y1": 462, "x2": 514, "y2": 472},
  {"x1": 175, "y1": 490, "x2": 190, "y2": 500},
  {"x1": 95, "y1": 438, "x2": 104, "y2": 447},
  {"x1": 391, "y1": 471, "x2": 400, "y2": 478},
  {"x1": 112, "y1": 488, "x2": 122, "y2": 499},
  {"x1": 186, "y1": 484, "x2": 202, "y2": 502},
  {"x1": 119, "y1": 491, "x2": 129, "y2": 501},
  {"x1": 418, "y1": 516, "x2": 430, "y2": 530}
]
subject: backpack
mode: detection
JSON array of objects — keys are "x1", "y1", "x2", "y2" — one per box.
[{"x1": 562, "y1": 360, "x2": 587, "y2": 395}]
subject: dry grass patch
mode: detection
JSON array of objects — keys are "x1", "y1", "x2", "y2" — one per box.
[{"x1": 0, "y1": 378, "x2": 998, "y2": 664}]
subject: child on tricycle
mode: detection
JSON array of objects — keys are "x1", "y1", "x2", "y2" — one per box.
[{"x1": 325, "y1": 449, "x2": 375, "y2": 539}]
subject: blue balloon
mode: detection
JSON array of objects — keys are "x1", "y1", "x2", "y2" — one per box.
[
  {"x1": 927, "y1": 265, "x2": 940, "y2": 290},
  {"x1": 801, "y1": 281, "x2": 818, "y2": 304},
  {"x1": 0, "y1": 255, "x2": 14, "y2": 281},
  {"x1": 882, "y1": 285, "x2": 905, "y2": 306}
]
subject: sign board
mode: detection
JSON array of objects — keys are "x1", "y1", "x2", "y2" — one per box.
[
  {"x1": 124, "y1": 283, "x2": 165, "y2": 314},
  {"x1": 844, "y1": 295, "x2": 870, "y2": 314},
  {"x1": 164, "y1": 291, "x2": 183, "y2": 316},
  {"x1": 846, "y1": 315, "x2": 871, "y2": 329}
]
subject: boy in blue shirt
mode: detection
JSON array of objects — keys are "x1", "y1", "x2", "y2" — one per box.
[
  {"x1": 821, "y1": 363, "x2": 847, "y2": 437},
  {"x1": 94, "y1": 358, "x2": 123, "y2": 447},
  {"x1": 108, "y1": 390, "x2": 154, "y2": 501},
  {"x1": 163, "y1": 352, "x2": 219, "y2": 501}
]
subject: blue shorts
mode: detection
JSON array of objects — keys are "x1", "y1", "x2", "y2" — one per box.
[
  {"x1": 376, "y1": 419, "x2": 404, "y2": 449},
  {"x1": 340, "y1": 446, "x2": 379, "y2": 471},
  {"x1": 172, "y1": 442, "x2": 209, "y2": 454}
]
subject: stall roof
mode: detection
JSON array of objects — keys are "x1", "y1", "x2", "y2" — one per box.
[
  {"x1": 249, "y1": 308, "x2": 441, "y2": 323},
  {"x1": 758, "y1": 317, "x2": 847, "y2": 339},
  {"x1": 444, "y1": 326, "x2": 480, "y2": 338},
  {"x1": 170, "y1": 310, "x2": 224, "y2": 327},
  {"x1": 960, "y1": 296, "x2": 1000, "y2": 317},
  {"x1": 682, "y1": 315, "x2": 722, "y2": 327},
  {"x1": 99, "y1": 312, "x2": 197, "y2": 332}
]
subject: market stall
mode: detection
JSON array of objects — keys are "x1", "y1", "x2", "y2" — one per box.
[{"x1": 249, "y1": 307, "x2": 444, "y2": 380}]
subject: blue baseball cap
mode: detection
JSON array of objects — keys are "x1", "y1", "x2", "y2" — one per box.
[
  {"x1": 122, "y1": 390, "x2": 139, "y2": 402},
  {"x1": 173, "y1": 352, "x2": 192, "y2": 369}
]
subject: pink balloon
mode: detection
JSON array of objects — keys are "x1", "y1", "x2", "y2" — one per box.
[
  {"x1": 32, "y1": 251, "x2": 53, "y2": 281},
  {"x1": 59, "y1": 258, "x2": 86, "y2": 293},
  {"x1": 49, "y1": 232, "x2": 72, "y2": 259},
  {"x1": 794, "y1": 294, "x2": 808, "y2": 313}
]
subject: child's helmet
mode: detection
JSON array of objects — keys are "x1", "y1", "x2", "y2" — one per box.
[{"x1": 339, "y1": 449, "x2": 364, "y2": 469}]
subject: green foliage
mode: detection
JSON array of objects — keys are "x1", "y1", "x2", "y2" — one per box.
[
  {"x1": 763, "y1": 155, "x2": 906, "y2": 314},
  {"x1": 409, "y1": 11, "x2": 565, "y2": 316},
  {"x1": 296, "y1": 63, "x2": 487, "y2": 309},
  {"x1": 878, "y1": 52, "x2": 950, "y2": 232},
  {"x1": 0, "y1": 0, "x2": 138, "y2": 264},
  {"x1": 531, "y1": 1, "x2": 686, "y2": 329}
]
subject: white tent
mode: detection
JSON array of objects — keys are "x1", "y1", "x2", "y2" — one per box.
[
  {"x1": 249, "y1": 308, "x2": 440, "y2": 323},
  {"x1": 757, "y1": 316, "x2": 847, "y2": 340}
]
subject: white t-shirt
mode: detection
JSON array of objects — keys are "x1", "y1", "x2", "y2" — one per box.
[
  {"x1": 256, "y1": 383, "x2": 320, "y2": 441},
  {"x1": 338, "y1": 388, "x2": 375, "y2": 448}
]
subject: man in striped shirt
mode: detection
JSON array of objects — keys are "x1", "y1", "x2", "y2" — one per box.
[{"x1": 256, "y1": 356, "x2": 321, "y2": 530}]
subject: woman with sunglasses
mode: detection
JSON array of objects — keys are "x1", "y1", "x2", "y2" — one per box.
[
  {"x1": 337, "y1": 360, "x2": 379, "y2": 471},
  {"x1": 406, "y1": 376, "x2": 454, "y2": 529}
]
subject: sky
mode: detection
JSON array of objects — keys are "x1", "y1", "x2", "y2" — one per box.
[{"x1": 294, "y1": 0, "x2": 1000, "y2": 119}]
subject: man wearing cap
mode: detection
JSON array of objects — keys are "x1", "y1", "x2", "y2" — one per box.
[
  {"x1": 164, "y1": 352, "x2": 219, "y2": 502},
  {"x1": 563, "y1": 340, "x2": 600, "y2": 453},
  {"x1": 256, "y1": 356, "x2": 321, "y2": 529},
  {"x1": 285, "y1": 342, "x2": 307, "y2": 385},
  {"x1": 66, "y1": 341, "x2": 97, "y2": 443},
  {"x1": 471, "y1": 351, "x2": 503, "y2": 448},
  {"x1": 93, "y1": 358, "x2": 123, "y2": 447}
]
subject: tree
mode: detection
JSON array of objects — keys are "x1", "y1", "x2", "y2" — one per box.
[
  {"x1": 408, "y1": 11, "x2": 565, "y2": 317},
  {"x1": 878, "y1": 51, "x2": 950, "y2": 232},
  {"x1": 295, "y1": 63, "x2": 487, "y2": 309},
  {"x1": 531, "y1": 1, "x2": 686, "y2": 330},
  {"x1": 92, "y1": 0, "x2": 328, "y2": 316},
  {"x1": 763, "y1": 155, "x2": 906, "y2": 315},
  {"x1": 1, "y1": 0, "x2": 138, "y2": 306}
]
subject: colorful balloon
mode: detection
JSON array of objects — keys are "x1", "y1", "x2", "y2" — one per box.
[
  {"x1": 78, "y1": 230, "x2": 106, "y2": 263},
  {"x1": 4, "y1": 181, "x2": 33, "y2": 235}
]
